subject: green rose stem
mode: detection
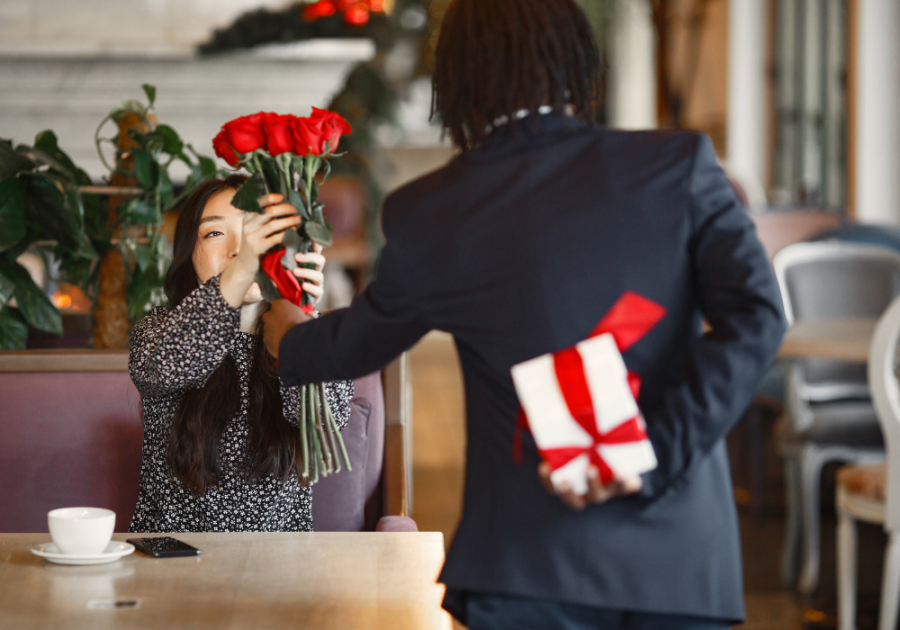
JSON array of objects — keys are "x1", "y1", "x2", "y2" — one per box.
[
  {"x1": 304, "y1": 154, "x2": 320, "y2": 208},
  {"x1": 312, "y1": 385, "x2": 334, "y2": 474},
  {"x1": 251, "y1": 153, "x2": 270, "y2": 195},
  {"x1": 323, "y1": 395, "x2": 342, "y2": 474},
  {"x1": 299, "y1": 385, "x2": 310, "y2": 486},
  {"x1": 311, "y1": 393, "x2": 326, "y2": 480},
  {"x1": 321, "y1": 383, "x2": 351, "y2": 471},
  {"x1": 279, "y1": 154, "x2": 292, "y2": 198},
  {"x1": 310, "y1": 403, "x2": 321, "y2": 484}
]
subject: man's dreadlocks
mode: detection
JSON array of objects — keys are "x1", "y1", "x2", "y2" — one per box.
[{"x1": 432, "y1": 0, "x2": 603, "y2": 152}]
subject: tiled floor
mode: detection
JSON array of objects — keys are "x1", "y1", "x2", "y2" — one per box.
[{"x1": 408, "y1": 332, "x2": 888, "y2": 629}]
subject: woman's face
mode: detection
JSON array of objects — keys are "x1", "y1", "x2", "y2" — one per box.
[{"x1": 192, "y1": 189, "x2": 263, "y2": 305}]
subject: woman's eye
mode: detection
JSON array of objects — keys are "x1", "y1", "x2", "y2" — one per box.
[{"x1": 203, "y1": 231, "x2": 224, "y2": 239}]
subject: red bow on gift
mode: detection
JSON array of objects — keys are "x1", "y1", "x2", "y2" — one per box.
[{"x1": 514, "y1": 292, "x2": 666, "y2": 484}]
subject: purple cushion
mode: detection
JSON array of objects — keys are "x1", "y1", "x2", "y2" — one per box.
[
  {"x1": 312, "y1": 372, "x2": 385, "y2": 531},
  {"x1": 376, "y1": 516, "x2": 419, "y2": 532},
  {"x1": 0, "y1": 372, "x2": 143, "y2": 533}
]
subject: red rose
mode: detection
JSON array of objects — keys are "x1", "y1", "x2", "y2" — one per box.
[
  {"x1": 213, "y1": 130, "x2": 239, "y2": 166},
  {"x1": 261, "y1": 113, "x2": 297, "y2": 156},
  {"x1": 220, "y1": 113, "x2": 266, "y2": 155},
  {"x1": 303, "y1": 0, "x2": 336, "y2": 21},
  {"x1": 261, "y1": 248, "x2": 315, "y2": 313},
  {"x1": 335, "y1": 0, "x2": 356, "y2": 10},
  {"x1": 343, "y1": 3, "x2": 370, "y2": 26},
  {"x1": 293, "y1": 108, "x2": 352, "y2": 156}
]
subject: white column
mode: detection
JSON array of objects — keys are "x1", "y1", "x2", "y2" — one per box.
[
  {"x1": 855, "y1": 0, "x2": 900, "y2": 225},
  {"x1": 607, "y1": 0, "x2": 657, "y2": 130},
  {"x1": 726, "y1": 0, "x2": 767, "y2": 207}
]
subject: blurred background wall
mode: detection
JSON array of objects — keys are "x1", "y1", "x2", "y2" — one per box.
[{"x1": 2, "y1": 0, "x2": 900, "y2": 221}]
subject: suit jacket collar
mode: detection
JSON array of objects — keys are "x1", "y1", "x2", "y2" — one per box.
[{"x1": 467, "y1": 112, "x2": 591, "y2": 157}]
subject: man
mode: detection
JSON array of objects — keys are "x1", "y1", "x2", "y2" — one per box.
[{"x1": 264, "y1": 0, "x2": 786, "y2": 628}]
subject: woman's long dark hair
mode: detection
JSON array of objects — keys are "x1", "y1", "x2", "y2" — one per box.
[
  {"x1": 165, "y1": 175, "x2": 301, "y2": 495},
  {"x1": 432, "y1": 0, "x2": 602, "y2": 151}
]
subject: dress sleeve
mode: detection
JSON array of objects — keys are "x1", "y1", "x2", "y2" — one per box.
[
  {"x1": 128, "y1": 274, "x2": 242, "y2": 398},
  {"x1": 638, "y1": 135, "x2": 787, "y2": 500},
  {"x1": 323, "y1": 379, "x2": 353, "y2": 430}
]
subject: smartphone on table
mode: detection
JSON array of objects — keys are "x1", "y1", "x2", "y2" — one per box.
[{"x1": 127, "y1": 537, "x2": 201, "y2": 558}]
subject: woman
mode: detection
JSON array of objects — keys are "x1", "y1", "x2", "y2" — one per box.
[{"x1": 128, "y1": 175, "x2": 353, "y2": 532}]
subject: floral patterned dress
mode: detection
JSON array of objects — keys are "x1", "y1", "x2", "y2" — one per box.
[{"x1": 127, "y1": 275, "x2": 352, "y2": 532}]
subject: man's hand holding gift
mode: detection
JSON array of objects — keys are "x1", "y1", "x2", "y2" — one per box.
[
  {"x1": 512, "y1": 292, "x2": 666, "y2": 510},
  {"x1": 537, "y1": 462, "x2": 643, "y2": 511}
]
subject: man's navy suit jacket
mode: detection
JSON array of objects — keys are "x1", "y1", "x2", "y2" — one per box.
[{"x1": 279, "y1": 114, "x2": 787, "y2": 622}]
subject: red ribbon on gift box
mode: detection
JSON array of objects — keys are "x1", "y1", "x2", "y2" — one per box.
[{"x1": 514, "y1": 292, "x2": 666, "y2": 484}]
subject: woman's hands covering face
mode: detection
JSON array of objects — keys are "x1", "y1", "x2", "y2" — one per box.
[
  {"x1": 257, "y1": 195, "x2": 327, "y2": 305},
  {"x1": 293, "y1": 244, "x2": 325, "y2": 304},
  {"x1": 219, "y1": 193, "x2": 300, "y2": 308}
]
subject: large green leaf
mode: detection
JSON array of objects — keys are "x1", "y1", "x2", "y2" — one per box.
[
  {"x1": 127, "y1": 264, "x2": 162, "y2": 321},
  {"x1": 0, "y1": 266, "x2": 15, "y2": 308},
  {"x1": 287, "y1": 189, "x2": 309, "y2": 219},
  {"x1": 187, "y1": 144, "x2": 218, "y2": 178},
  {"x1": 304, "y1": 221, "x2": 334, "y2": 248},
  {"x1": 142, "y1": 84, "x2": 156, "y2": 107},
  {"x1": 0, "y1": 177, "x2": 26, "y2": 252},
  {"x1": 156, "y1": 125, "x2": 183, "y2": 156},
  {"x1": 34, "y1": 130, "x2": 92, "y2": 185},
  {"x1": 132, "y1": 150, "x2": 159, "y2": 190},
  {"x1": 56, "y1": 253, "x2": 95, "y2": 291},
  {"x1": 0, "y1": 307, "x2": 28, "y2": 349},
  {"x1": 131, "y1": 243, "x2": 153, "y2": 272},
  {"x1": 69, "y1": 233, "x2": 99, "y2": 261},
  {"x1": 120, "y1": 197, "x2": 157, "y2": 224},
  {"x1": 21, "y1": 174, "x2": 80, "y2": 249},
  {"x1": 64, "y1": 186, "x2": 86, "y2": 231},
  {"x1": 255, "y1": 269, "x2": 281, "y2": 303},
  {"x1": 158, "y1": 168, "x2": 174, "y2": 208},
  {"x1": 280, "y1": 228, "x2": 304, "y2": 271},
  {"x1": 4, "y1": 261, "x2": 62, "y2": 336},
  {"x1": 259, "y1": 157, "x2": 282, "y2": 196},
  {"x1": 0, "y1": 141, "x2": 33, "y2": 180},
  {"x1": 231, "y1": 173, "x2": 265, "y2": 214}
]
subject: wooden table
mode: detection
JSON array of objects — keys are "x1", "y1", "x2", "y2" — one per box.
[
  {"x1": 0, "y1": 532, "x2": 452, "y2": 630},
  {"x1": 778, "y1": 318, "x2": 878, "y2": 362}
]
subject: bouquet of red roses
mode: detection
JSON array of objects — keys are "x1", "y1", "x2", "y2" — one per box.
[{"x1": 213, "y1": 108, "x2": 353, "y2": 485}]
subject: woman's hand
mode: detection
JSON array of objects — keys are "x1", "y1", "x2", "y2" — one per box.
[
  {"x1": 220, "y1": 194, "x2": 300, "y2": 308},
  {"x1": 293, "y1": 243, "x2": 326, "y2": 304},
  {"x1": 537, "y1": 462, "x2": 642, "y2": 510}
]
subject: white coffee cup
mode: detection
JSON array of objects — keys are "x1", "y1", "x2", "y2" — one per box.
[{"x1": 47, "y1": 507, "x2": 116, "y2": 555}]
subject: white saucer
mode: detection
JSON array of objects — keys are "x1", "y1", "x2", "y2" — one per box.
[{"x1": 31, "y1": 541, "x2": 135, "y2": 565}]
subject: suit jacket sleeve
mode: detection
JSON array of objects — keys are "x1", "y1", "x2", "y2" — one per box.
[
  {"x1": 639, "y1": 135, "x2": 787, "y2": 500},
  {"x1": 277, "y1": 197, "x2": 431, "y2": 386}
]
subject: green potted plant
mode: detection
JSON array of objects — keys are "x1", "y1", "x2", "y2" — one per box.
[{"x1": 0, "y1": 85, "x2": 219, "y2": 349}]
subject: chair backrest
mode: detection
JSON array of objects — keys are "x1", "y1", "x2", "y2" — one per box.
[
  {"x1": 311, "y1": 352, "x2": 413, "y2": 530},
  {"x1": 868, "y1": 295, "x2": 900, "y2": 531},
  {"x1": 0, "y1": 366, "x2": 143, "y2": 533},
  {"x1": 751, "y1": 209, "x2": 844, "y2": 263},
  {"x1": 774, "y1": 242, "x2": 900, "y2": 402}
]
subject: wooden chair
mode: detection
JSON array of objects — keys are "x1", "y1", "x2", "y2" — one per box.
[
  {"x1": 0, "y1": 349, "x2": 414, "y2": 533},
  {"x1": 836, "y1": 295, "x2": 900, "y2": 630}
]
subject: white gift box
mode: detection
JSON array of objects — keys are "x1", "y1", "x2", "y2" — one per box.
[{"x1": 511, "y1": 333, "x2": 658, "y2": 495}]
